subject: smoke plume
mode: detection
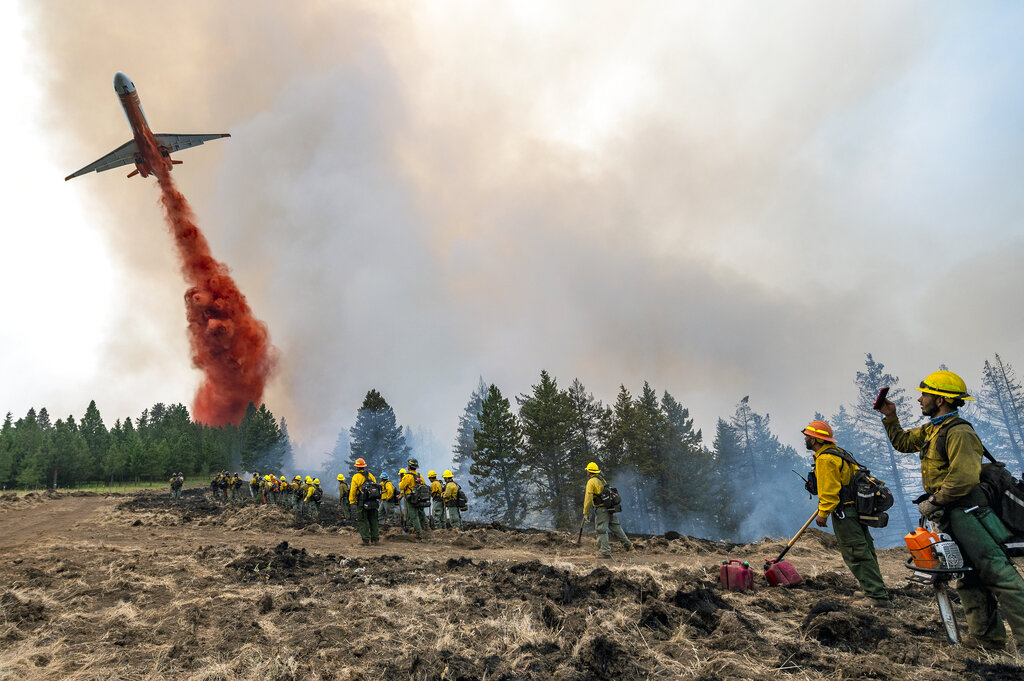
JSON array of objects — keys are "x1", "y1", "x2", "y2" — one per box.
[{"x1": 139, "y1": 131, "x2": 277, "y2": 425}]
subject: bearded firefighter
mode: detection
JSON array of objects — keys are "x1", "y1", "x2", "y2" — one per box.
[{"x1": 877, "y1": 370, "x2": 1024, "y2": 650}]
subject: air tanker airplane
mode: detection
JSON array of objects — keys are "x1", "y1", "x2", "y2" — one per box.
[{"x1": 65, "y1": 72, "x2": 229, "y2": 181}]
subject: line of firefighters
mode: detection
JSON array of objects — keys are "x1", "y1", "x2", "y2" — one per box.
[
  {"x1": 345, "y1": 457, "x2": 467, "y2": 544},
  {"x1": 185, "y1": 458, "x2": 470, "y2": 537},
  {"x1": 168, "y1": 368, "x2": 1024, "y2": 653}
]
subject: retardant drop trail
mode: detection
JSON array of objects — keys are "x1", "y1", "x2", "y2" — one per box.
[{"x1": 139, "y1": 130, "x2": 277, "y2": 426}]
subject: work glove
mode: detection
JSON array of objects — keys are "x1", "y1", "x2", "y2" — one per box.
[{"x1": 917, "y1": 498, "x2": 944, "y2": 522}]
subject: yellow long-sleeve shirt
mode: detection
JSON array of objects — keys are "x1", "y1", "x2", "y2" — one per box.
[
  {"x1": 443, "y1": 480, "x2": 459, "y2": 503},
  {"x1": 431, "y1": 480, "x2": 443, "y2": 498},
  {"x1": 813, "y1": 444, "x2": 856, "y2": 518},
  {"x1": 304, "y1": 484, "x2": 319, "y2": 502},
  {"x1": 349, "y1": 471, "x2": 377, "y2": 505},
  {"x1": 583, "y1": 475, "x2": 605, "y2": 515},
  {"x1": 381, "y1": 480, "x2": 395, "y2": 500},
  {"x1": 399, "y1": 472, "x2": 418, "y2": 496},
  {"x1": 883, "y1": 414, "x2": 983, "y2": 506}
]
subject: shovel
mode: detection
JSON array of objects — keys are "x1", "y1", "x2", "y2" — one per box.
[
  {"x1": 571, "y1": 517, "x2": 585, "y2": 545},
  {"x1": 764, "y1": 509, "x2": 818, "y2": 586}
]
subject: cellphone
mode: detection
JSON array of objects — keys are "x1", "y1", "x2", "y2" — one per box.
[{"x1": 873, "y1": 386, "x2": 890, "y2": 410}]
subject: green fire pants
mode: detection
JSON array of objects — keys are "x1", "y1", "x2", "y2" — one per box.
[
  {"x1": 831, "y1": 510, "x2": 887, "y2": 600},
  {"x1": 595, "y1": 507, "x2": 632, "y2": 557},
  {"x1": 947, "y1": 506, "x2": 1024, "y2": 646},
  {"x1": 446, "y1": 505, "x2": 463, "y2": 530},
  {"x1": 357, "y1": 506, "x2": 379, "y2": 543},
  {"x1": 408, "y1": 505, "x2": 429, "y2": 539}
]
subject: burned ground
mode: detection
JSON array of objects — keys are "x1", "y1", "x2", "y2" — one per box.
[{"x1": 1, "y1": 489, "x2": 1021, "y2": 680}]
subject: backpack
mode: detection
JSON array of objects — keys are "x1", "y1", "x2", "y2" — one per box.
[
  {"x1": 359, "y1": 479, "x2": 382, "y2": 510},
  {"x1": 312, "y1": 486, "x2": 323, "y2": 503},
  {"x1": 936, "y1": 418, "x2": 1024, "y2": 542},
  {"x1": 410, "y1": 483, "x2": 432, "y2": 509},
  {"x1": 815, "y1": 447, "x2": 893, "y2": 527},
  {"x1": 595, "y1": 477, "x2": 623, "y2": 514},
  {"x1": 456, "y1": 487, "x2": 468, "y2": 511}
]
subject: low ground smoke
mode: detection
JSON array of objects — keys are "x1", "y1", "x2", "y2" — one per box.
[{"x1": 139, "y1": 133, "x2": 278, "y2": 425}]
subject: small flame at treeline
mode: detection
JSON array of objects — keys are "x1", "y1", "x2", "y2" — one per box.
[{"x1": 139, "y1": 131, "x2": 278, "y2": 426}]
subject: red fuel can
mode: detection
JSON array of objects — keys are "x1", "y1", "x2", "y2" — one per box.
[
  {"x1": 764, "y1": 559, "x2": 802, "y2": 586},
  {"x1": 720, "y1": 559, "x2": 754, "y2": 591}
]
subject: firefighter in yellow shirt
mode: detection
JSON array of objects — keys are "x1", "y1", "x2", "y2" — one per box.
[
  {"x1": 583, "y1": 462, "x2": 632, "y2": 559},
  {"x1": 337, "y1": 474, "x2": 350, "y2": 521},
  {"x1": 349, "y1": 459, "x2": 380, "y2": 545},
  {"x1": 428, "y1": 471, "x2": 445, "y2": 529},
  {"x1": 304, "y1": 478, "x2": 322, "y2": 517},
  {"x1": 400, "y1": 458, "x2": 430, "y2": 539},
  {"x1": 441, "y1": 470, "x2": 463, "y2": 530},
  {"x1": 379, "y1": 474, "x2": 398, "y2": 524},
  {"x1": 803, "y1": 419, "x2": 888, "y2": 607}
]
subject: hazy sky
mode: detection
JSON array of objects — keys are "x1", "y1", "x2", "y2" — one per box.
[{"x1": 2, "y1": 2, "x2": 1023, "y2": 465}]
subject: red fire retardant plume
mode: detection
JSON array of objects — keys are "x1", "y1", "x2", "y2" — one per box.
[{"x1": 139, "y1": 131, "x2": 278, "y2": 426}]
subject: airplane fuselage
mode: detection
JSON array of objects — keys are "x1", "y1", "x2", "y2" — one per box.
[{"x1": 114, "y1": 72, "x2": 160, "y2": 178}]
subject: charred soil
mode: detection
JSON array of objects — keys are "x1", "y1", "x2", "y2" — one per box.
[{"x1": 0, "y1": 489, "x2": 1021, "y2": 680}]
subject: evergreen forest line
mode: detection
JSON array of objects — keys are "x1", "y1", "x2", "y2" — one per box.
[{"x1": 4, "y1": 353, "x2": 1023, "y2": 546}]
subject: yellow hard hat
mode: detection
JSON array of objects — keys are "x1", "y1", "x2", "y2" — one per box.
[
  {"x1": 917, "y1": 370, "x2": 974, "y2": 402},
  {"x1": 586, "y1": 462, "x2": 600, "y2": 474},
  {"x1": 399, "y1": 468, "x2": 407, "y2": 476},
  {"x1": 313, "y1": 478, "x2": 320, "y2": 485},
  {"x1": 442, "y1": 470, "x2": 453, "y2": 479},
  {"x1": 305, "y1": 475, "x2": 313, "y2": 484},
  {"x1": 337, "y1": 474, "x2": 345, "y2": 481},
  {"x1": 427, "y1": 470, "x2": 436, "y2": 478},
  {"x1": 264, "y1": 474, "x2": 271, "y2": 480}
]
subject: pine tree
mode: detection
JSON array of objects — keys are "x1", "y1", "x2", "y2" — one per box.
[
  {"x1": 849, "y1": 354, "x2": 917, "y2": 539},
  {"x1": 48, "y1": 417, "x2": 91, "y2": 488},
  {"x1": 518, "y1": 370, "x2": 575, "y2": 529},
  {"x1": 0, "y1": 413, "x2": 14, "y2": 488},
  {"x1": 626, "y1": 382, "x2": 669, "y2": 534},
  {"x1": 79, "y1": 400, "x2": 109, "y2": 480},
  {"x1": 710, "y1": 418, "x2": 744, "y2": 537},
  {"x1": 321, "y1": 427, "x2": 351, "y2": 478},
  {"x1": 563, "y1": 379, "x2": 610, "y2": 527},
  {"x1": 603, "y1": 385, "x2": 635, "y2": 476},
  {"x1": 660, "y1": 391, "x2": 713, "y2": 536},
  {"x1": 977, "y1": 355, "x2": 1024, "y2": 471},
  {"x1": 470, "y1": 384, "x2": 526, "y2": 526},
  {"x1": 279, "y1": 417, "x2": 296, "y2": 473},
  {"x1": 452, "y1": 378, "x2": 488, "y2": 485},
  {"x1": 240, "y1": 402, "x2": 284, "y2": 472},
  {"x1": 347, "y1": 390, "x2": 409, "y2": 477}
]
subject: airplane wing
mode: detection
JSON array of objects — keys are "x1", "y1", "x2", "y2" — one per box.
[
  {"x1": 153, "y1": 132, "x2": 230, "y2": 153},
  {"x1": 64, "y1": 139, "x2": 139, "y2": 181}
]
